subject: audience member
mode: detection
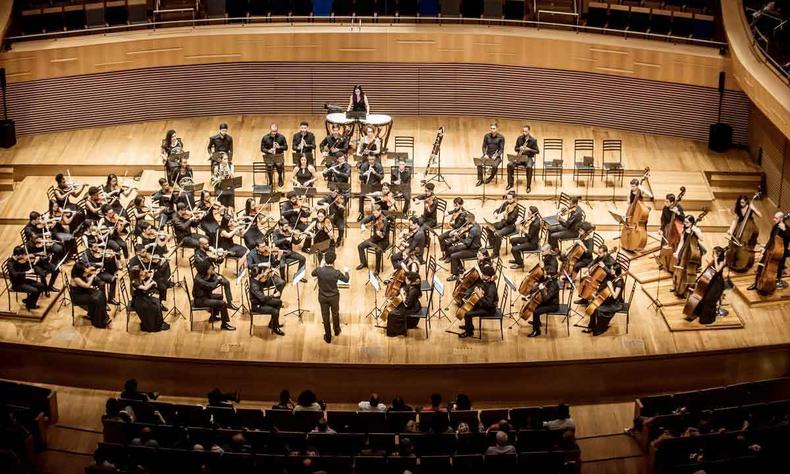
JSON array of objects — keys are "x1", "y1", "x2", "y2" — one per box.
[
  {"x1": 294, "y1": 389, "x2": 324, "y2": 412},
  {"x1": 358, "y1": 393, "x2": 386, "y2": 412},
  {"x1": 272, "y1": 389, "x2": 295, "y2": 410},
  {"x1": 207, "y1": 388, "x2": 240, "y2": 408},
  {"x1": 485, "y1": 431, "x2": 516, "y2": 455},
  {"x1": 120, "y1": 379, "x2": 158, "y2": 401},
  {"x1": 452, "y1": 393, "x2": 472, "y2": 411},
  {"x1": 389, "y1": 396, "x2": 413, "y2": 412},
  {"x1": 543, "y1": 403, "x2": 576, "y2": 431},
  {"x1": 310, "y1": 418, "x2": 337, "y2": 434},
  {"x1": 421, "y1": 393, "x2": 446, "y2": 412}
]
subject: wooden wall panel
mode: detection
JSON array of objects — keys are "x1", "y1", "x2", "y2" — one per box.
[
  {"x1": 4, "y1": 62, "x2": 750, "y2": 144},
  {"x1": 750, "y1": 104, "x2": 790, "y2": 210}
]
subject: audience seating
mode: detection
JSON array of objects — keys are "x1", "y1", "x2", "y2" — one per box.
[{"x1": 0, "y1": 381, "x2": 58, "y2": 469}]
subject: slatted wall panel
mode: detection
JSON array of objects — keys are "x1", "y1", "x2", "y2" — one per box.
[{"x1": 5, "y1": 62, "x2": 750, "y2": 144}]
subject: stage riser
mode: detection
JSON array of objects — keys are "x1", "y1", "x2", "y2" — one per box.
[
  {"x1": 1, "y1": 342, "x2": 787, "y2": 405},
  {"x1": 5, "y1": 62, "x2": 750, "y2": 144}
]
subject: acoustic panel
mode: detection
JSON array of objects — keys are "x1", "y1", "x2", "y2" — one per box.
[{"x1": 4, "y1": 62, "x2": 749, "y2": 144}]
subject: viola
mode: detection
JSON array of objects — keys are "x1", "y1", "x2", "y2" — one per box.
[
  {"x1": 672, "y1": 209, "x2": 708, "y2": 298},
  {"x1": 455, "y1": 286, "x2": 484, "y2": 320},
  {"x1": 725, "y1": 189, "x2": 761, "y2": 272},
  {"x1": 658, "y1": 186, "x2": 686, "y2": 271},
  {"x1": 518, "y1": 263, "x2": 544, "y2": 296},
  {"x1": 620, "y1": 168, "x2": 651, "y2": 252},
  {"x1": 453, "y1": 267, "x2": 480, "y2": 304}
]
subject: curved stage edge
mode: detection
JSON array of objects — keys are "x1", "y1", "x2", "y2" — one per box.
[{"x1": 2, "y1": 341, "x2": 788, "y2": 404}]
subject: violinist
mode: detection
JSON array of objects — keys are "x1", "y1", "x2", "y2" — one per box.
[
  {"x1": 509, "y1": 206, "x2": 542, "y2": 269},
  {"x1": 160, "y1": 129, "x2": 184, "y2": 178},
  {"x1": 169, "y1": 154, "x2": 193, "y2": 189},
  {"x1": 319, "y1": 124, "x2": 350, "y2": 164},
  {"x1": 261, "y1": 123, "x2": 288, "y2": 187},
  {"x1": 748, "y1": 211, "x2": 790, "y2": 292},
  {"x1": 304, "y1": 209, "x2": 335, "y2": 261},
  {"x1": 26, "y1": 235, "x2": 61, "y2": 293},
  {"x1": 458, "y1": 266, "x2": 498, "y2": 338},
  {"x1": 527, "y1": 268, "x2": 561, "y2": 338},
  {"x1": 358, "y1": 154, "x2": 384, "y2": 221},
  {"x1": 211, "y1": 153, "x2": 235, "y2": 208},
  {"x1": 9, "y1": 246, "x2": 46, "y2": 311},
  {"x1": 292, "y1": 121, "x2": 316, "y2": 156},
  {"x1": 243, "y1": 210, "x2": 270, "y2": 251},
  {"x1": 548, "y1": 196, "x2": 584, "y2": 251},
  {"x1": 100, "y1": 205, "x2": 129, "y2": 259},
  {"x1": 24, "y1": 212, "x2": 67, "y2": 267},
  {"x1": 82, "y1": 238, "x2": 120, "y2": 305},
  {"x1": 322, "y1": 154, "x2": 351, "y2": 184},
  {"x1": 686, "y1": 246, "x2": 728, "y2": 324},
  {"x1": 46, "y1": 200, "x2": 77, "y2": 256},
  {"x1": 218, "y1": 215, "x2": 249, "y2": 259},
  {"x1": 291, "y1": 154, "x2": 317, "y2": 188},
  {"x1": 356, "y1": 126, "x2": 381, "y2": 162},
  {"x1": 294, "y1": 204, "x2": 314, "y2": 242},
  {"x1": 128, "y1": 265, "x2": 169, "y2": 332},
  {"x1": 507, "y1": 125, "x2": 539, "y2": 192},
  {"x1": 317, "y1": 190, "x2": 347, "y2": 246},
  {"x1": 196, "y1": 193, "x2": 223, "y2": 241},
  {"x1": 84, "y1": 186, "x2": 105, "y2": 222},
  {"x1": 476, "y1": 123, "x2": 504, "y2": 186},
  {"x1": 671, "y1": 215, "x2": 705, "y2": 298},
  {"x1": 386, "y1": 272, "x2": 422, "y2": 337},
  {"x1": 250, "y1": 266, "x2": 285, "y2": 336},
  {"x1": 195, "y1": 236, "x2": 227, "y2": 267},
  {"x1": 391, "y1": 217, "x2": 426, "y2": 270},
  {"x1": 53, "y1": 173, "x2": 86, "y2": 211},
  {"x1": 446, "y1": 213, "x2": 482, "y2": 282},
  {"x1": 129, "y1": 196, "x2": 154, "y2": 236},
  {"x1": 485, "y1": 190, "x2": 519, "y2": 257},
  {"x1": 247, "y1": 241, "x2": 286, "y2": 294},
  {"x1": 658, "y1": 193, "x2": 685, "y2": 271},
  {"x1": 356, "y1": 204, "x2": 390, "y2": 275},
  {"x1": 413, "y1": 182, "x2": 437, "y2": 228},
  {"x1": 192, "y1": 260, "x2": 235, "y2": 331},
  {"x1": 103, "y1": 174, "x2": 134, "y2": 216},
  {"x1": 363, "y1": 183, "x2": 396, "y2": 216},
  {"x1": 138, "y1": 221, "x2": 171, "y2": 258},
  {"x1": 129, "y1": 244, "x2": 171, "y2": 311},
  {"x1": 560, "y1": 222, "x2": 595, "y2": 277},
  {"x1": 151, "y1": 178, "x2": 177, "y2": 228},
  {"x1": 583, "y1": 264, "x2": 625, "y2": 336},
  {"x1": 391, "y1": 159, "x2": 412, "y2": 214},
  {"x1": 272, "y1": 219, "x2": 308, "y2": 276},
  {"x1": 280, "y1": 192, "x2": 302, "y2": 228},
  {"x1": 70, "y1": 263, "x2": 110, "y2": 328},
  {"x1": 439, "y1": 198, "x2": 467, "y2": 257},
  {"x1": 207, "y1": 123, "x2": 233, "y2": 164},
  {"x1": 172, "y1": 203, "x2": 203, "y2": 249},
  {"x1": 574, "y1": 244, "x2": 614, "y2": 305}
]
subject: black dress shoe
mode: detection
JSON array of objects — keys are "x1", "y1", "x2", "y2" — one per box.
[
  {"x1": 485, "y1": 176, "x2": 495, "y2": 184},
  {"x1": 324, "y1": 334, "x2": 331, "y2": 344},
  {"x1": 508, "y1": 259, "x2": 518, "y2": 264},
  {"x1": 459, "y1": 332, "x2": 472, "y2": 339},
  {"x1": 510, "y1": 264, "x2": 524, "y2": 270},
  {"x1": 475, "y1": 180, "x2": 483, "y2": 187},
  {"x1": 228, "y1": 303, "x2": 239, "y2": 311},
  {"x1": 161, "y1": 322, "x2": 170, "y2": 331},
  {"x1": 447, "y1": 275, "x2": 458, "y2": 282},
  {"x1": 458, "y1": 325, "x2": 468, "y2": 330},
  {"x1": 528, "y1": 330, "x2": 541, "y2": 337},
  {"x1": 334, "y1": 328, "x2": 341, "y2": 336},
  {"x1": 278, "y1": 179, "x2": 284, "y2": 187},
  {"x1": 505, "y1": 184, "x2": 513, "y2": 190},
  {"x1": 160, "y1": 304, "x2": 168, "y2": 312},
  {"x1": 221, "y1": 323, "x2": 236, "y2": 331},
  {"x1": 48, "y1": 286, "x2": 60, "y2": 293},
  {"x1": 357, "y1": 214, "x2": 364, "y2": 222},
  {"x1": 573, "y1": 299, "x2": 588, "y2": 305},
  {"x1": 26, "y1": 304, "x2": 40, "y2": 311},
  {"x1": 746, "y1": 284, "x2": 757, "y2": 291},
  {"x1": 355, "y1": 264, "x2": 366, "y2": 270},
  {"x1": 208, "y1": 315, "x2": 220, "y2": 323},
  {"x1": 108, "y1": 299, "x2": 120, "y2": 306},
  {"x1": 526, "y1": 187, "x2": 531, "y2": 193},
  {"x1": 582, "y1": 328, "x2": 592, "y2": 334},
  {"x1": 272, "y1": 327, "x2": 285, "y2": 336}
]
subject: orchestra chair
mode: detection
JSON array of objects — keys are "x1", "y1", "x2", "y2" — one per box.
[
  {"x1": 498, "y1": 203, "x2": 524, "y2": 256},
  {"x1": 118, "y1": 277, "x2": 136, "y2": 333},
  {"x1": 183, "y1": 277, "x2": 216, "y2": 332},
  {"x1": 572, "y1": 139, "x2": 595, "y2": 185},
  {"x1": 61, "y1": 271, "x2": 91, "y2": 326},
  {"x1": 494, "y1": 257, "x2": 504, "y2": 289},
  {"x1": 482, "y1": 0, "x2": 504, "y2": 20},
  {"x1": 608, "y1": 3, "x2": 630, "y2": 30},
  {"x1": 601, "y1": 139, "x2": 624, "y2": 185},
  {"x1": 419, "y1": 0, "x2": 440, "y2": 17},
  {"x1": 473, "y1": 285, "x2": 507, "y2": 341},
  {"x1": 541, "y1": 138, "x2": 564, "y2": 187},
  {"x1": 630, "y1": 6, "x2": 651, "y2": 33},
  {"x1": 503, "y1": 0, "x2": 525, "y2": 20},
  {"x1": 1, "y1": 258, "x2": 33, "y2": 312},
  {"x1": 439, "y1": 0, "x2": 462, "y2": 21},
  {"x1": 392, "y1": 135, "x2": 415, "y2": 165},
  {"x1": 453, "y1": 454, "x2": 484, "y2": 472},
  {"x1": 536, "y1": 280, "x2": 573, "y2": 337},
  {"x1": 577, "y1": 232, "x2": 606, "y2": 281},
  {"x1": 206, "y1": 0, "x2": 229, "y2": 21},
  {"x1": 414, "y1": 274, "x2": 434, "y2": 338},
  {"x1": 650, "y1": 9, "x2": 672, "y2": 35},
  {"x1": 587, "y1": 2, "x2": 608, "y2": 28},
  {"x1": 422, "y1": 256, "x2": 438, "y2": 295},
  {"x1": 85, "y1": 2, "x2": 107, "y2": 29},
  {"x1": 433, "y1": 197, "x2": 447, "y2": 231},
  {"x1": 612, "y1": 279, "x2": 636, "y2": 335},
  {"x1": 506, "y1": 154, "x2": 529, "y2": 194}
]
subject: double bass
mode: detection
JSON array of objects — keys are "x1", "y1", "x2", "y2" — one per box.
[
  {"x1": 682, "y1": 264, "x2": 717, "y2": 317},
  {"x1": 753, "y1": 212, "x2": 789, "y2": 295},
  {"x1": 672, "y1": 209, "x2": 708, "y2": 299},
  {"x1": 725, "y1": 190, "x2": 761, "y2": 272},
  {"x1": 658, "y1": 186, "x2": 686, "y2": 271},
  {"x1": 621, "y1": 168, "x2": 651, "y2": 252},
  {"x1": 456, "y1": 286, "x2": 484, "y2": 320}
]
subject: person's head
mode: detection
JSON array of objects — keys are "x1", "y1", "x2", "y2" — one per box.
[
  {"x1": 738, "y1": 194, "x2": 749, "y2": 208},
  {"x1": 369, "y1": 393, "x2": 381, "y2": 407},
  {"x1": 457, "y1": 422, "x2": 470, "y2": 433},
  {"x1": 495, "y1": 431, "x2": 509, "y2": 446},
  {"x1": 88, "y1": 186, "x2": 100, "y2": 198},
  {"x1": 297, "y1": 389, "x2": 317, "y2": 407},
  {"x1": 324, "y1": 252, "x2": 336, "y2": 266},
  {"x1": 406, "y1": 271, "x2": 420, "y2": 285},
  {"x1": 256, "y1": 240, "x2": 269, "y2": 253},
  {"x1": 482, "y1": 265, "x2": 496, "y2": 282},
  {"x1": 408, "y1": 216, "x2": 419, "y2": 230},
  {"x1": 192, "y1": 443, "x2": 205, "y2": 451},
  {"x1": 165, "y1": 129, "x2": 176, "y2": 142},
  {"x1": 299, "y1": 155, "x2": 308, "y2": 168},
  {"x1": 288, "y1": 192, "x2": 299, "y2": 203},
  {"x1": 158, "y1": 177, "x2": 168, "y2": 190},
  {"x1": 269, "y1": 123, "x2": 278, "y2": 135},
  {"x1": 124, "y1": 379, "x2": 138, "y2": 393},
  {"x1": 713, "y1": 245, "x2": 725, "y2": 262},
  {"x1": 102, "y1": 205, "x2": 115, "y2": 218},
  {"x1": 611, "y1": 263, "x2": 623, "y2": 277},
  {"x1": 774, "y1": 211, "x2": 786, "y2": 224},
  {"x1": 526, "y1": 205, "x2": 538, "y2": 219},
  {"x1": 522, "y1": 124, "x2": 531, "y2": 135},
  {"x1": 489, "y1": 122, "x2": 498, "y2": 134},
  {"x1": 430, "y1": 393, "x2": 442, "y2": 408},
  {"x1": 200, "y1": 190, "x2": 212, "y2": 203},
  {"x1": 684, "y1": 215, "x2": 696, "y2": 228},
  {"x1": 28, "y1": 211, "x2": 41, "y2": 224},
  {"x1": 365, "y1": 126, "x2": 375, "y2": 138},
  {"x1": 299, "y1": 121, "x2": 309, "y2": 133},
  {"x1": 398, "y1": 159, "x2": 406, "y2": 171},
  {"x1": 579, "y1": 221, "x2": 595, "y2": 237},
  {"x1": 331, "y1": 124, "x2": 341, "y2": 136},
  {"x1": 425, "y1": 182, "x2": 435, "y2": 193},
  {"x1": 665, "y1": 193, "x2": 676, "y2": 207},
  {"x1": 454, "y1": 394, "x2": 471, "y2": 410},
  {"x1": 198, "y1": 237, "x2": 209, "y2": 250},
  {"x1": 316, "y1": 418, "x2": 330, "y2": 432},
  {"x1": 382, "y1": 182, "x2": 391, "y2": 194},
  {"x1": 316, "y1": 209, "x2": 327, "y2": 221},
  {"x1": 630, "y1": 178, "x2": 639, "y2": 191},
  {"x1": 337, "y1": 154, "x2": 346, "y2": 164},
  {"x1": 55, "y1": 173, "x2": 65, "y2": 186},
  {"x1": 218, "y1": 122, "x2": 228, "y2": 136},
  {"x1": 405, "y1": 419, "x2": 417, "y2": 432},
  {"x1": 570, "y1": 196, "x2": 579, "y2": 207},
  {"x1": 279, "y1": 389, "x2": 291, "y2": 405},
  {"x1": 597, "y1": 244, "x2": 608, "y2": 257},
  {"x1": 231, "y1": 433, "x2": 246, "y2": 448},
  {"x1": 219, "y1": 152, "x2": 229, "y2": 166},
  {"x1": 466, "y1": 213, "x2": 476, "y2": 224},
  {"x1": 453, "y1": 197, "x2": 464, "y2": 208},
  {"x1": 391, "y1": 396, "x2": 407, "y2": 410},
  {"x1": 279, "y1": 219, "x2": 290, "y2": 232},
  {"x1": 497, "y1": 419, "x2": 510, "y2": 432},
  {"x1": 505, "y1": 191, "x2": 515, "y2": 203},
  {"x1": 195, "y1": 259, "x2": 213, "y2": 276},
  {"x1": 106, "y1": 174, "x2": 118, "y2": 187},
  {"x1": 353, "y1": 84, "x2": 364, "y2": 97},
  {"x1": 179, "y1": 155, "x2": 189, "y2": 167},
  {"x1": 372, "y1": 204, "x2": 383, "y2": 217},
  {"x1": 557, "y1": 403, "x2": 570, "y2": 419}
]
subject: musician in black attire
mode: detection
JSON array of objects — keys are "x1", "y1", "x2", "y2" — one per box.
[
  {"x1": 477, "y1": 123, "x2": 505, "y2": 186},
  {"x1": 261, "y1": 123, "x2": 288, "y2": 187},
  {"x1": 128, "y1": 244, "x2": 170, "y2": 311},
  {"x1": 318, "y1": 190, "x2": 348, "y2": 246},
  {"x1": 548, "y1": 196, "x2": 584, "y2": 250},
  {"x1": 413, "y1": 182, "x2": 437, "y2": 228},
  {"x1": 312, "y1": 252, "x2": 350, "y2": 344},
  {"x1": 386, "y1": 272, "x2": 422, "y2": 337},
  {"x1": 151, "y1": 178, "x2": 176, "y2": 228},
  {"x1": 207, "y1": 122, "x2": 233, "y2": 164},
  {"x1": 659, "y1": 193, "x2": 684, "y2": 239},
  {"x1": 100, "y1": 205, "x2": 129, "y2": 259},
  {"x1": 391, "y1": 217, "x2": 426, "y2": 270},
  {"x1": 161, "y1": 129, "x2": 184, "y2": 179},
  {"x1": 439, "y1": 198, "x2": 467, "y2": 257},
  {"x1": 748, "y1": 211, "x2": 790, "y2": 291},
  {"x1": 391, "y1": 159, "x2": 412, "y2": 214},
  {"x1": 280, "y1": 192, "x2": 301, "y2": 228},
  {"x1": 192, "y1": 260, "x2": 235, "y2": 331},
  {"x1": 574, "y1": 244, "x2": 616, "y2": 305},
  {"x1": 358, "y1": 154, "x2": 384, "y2": 221},
  {"x1": 171, "y1": 204, "x2": 202, "y2": 249},
  {"x1": 565, "y1": 222, "x2": 596, "y2": 274},
  {"x1": 292, "y1": 121, "x2": 316, "y2": 155},
  {"x1": 528, "y1": 269, "x2": 561, "y2": 338},
  {"x1": 128, "y1": 265, "x2": 168, "y2": 332},
  {"x1": 687, "y1": 247, "x2": 727, "y2": 325},
  {"x1": 70, "y1": 263, "x2": 110, "y2": 328},
  {"x1": 356, "y1": 204, "x2": 390, "y2": 275},
  {"x1": 584, "y1": 264, "x2": 625, "y2": 336},
  {"x1": 250, "y1": 267, "x2": 285, "y2": 336},
  {"x1": 24, "y1": 212, "x2": 66, "y2": 265},
  {"x1": 169, "y1": 154, "x2": 193, "y2": 188},
  {"x1": 246, "y1": 241, "x2": 286, "y2": 294},
  {"x1": 485, "y1": 191, "x2": 519, "y2": 257},
  {"x1": 347, "y1": 84, "x2": 370, "y2": 113},
  {"x1": 507, "y1": 125, "x2": 539, "y2": 192},
  {"x1": 447, "y1": 213, "x2": 482, "y2": 281},
  {"x1": 322, "y1": 154, "x2": 351, "y2": 183},
  {"x1": 458, "y1": 265, "x2": 498, "y2": 338},
  {"x1": 9, "y1": 247, "x2": 46, "y2": 311},
  {"x1": 507, "y1": 205, "x2": 540, "y2": 269},
  {"x1": 272, "y1": 219, "x2": 307, "y2": 276},
  {"x1": 82, "y1": 238, "x2": 120, "y2": 305},
  {"x1": 26, "y1": 235, "x2": 61, "y2": 293},
  {"x1": 53, "y1": 173, "x2": 86, "y2": 211},
  {"x1": 320, "y1": 124, "x2": 350, "y2": 164}
]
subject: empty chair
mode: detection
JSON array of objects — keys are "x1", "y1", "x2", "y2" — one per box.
[
  {"x1": 420, "y1": 0, "x2": 440, "y2": 17},
  {"x1": 419, "y1": 410, "x2": 450, "y2": 432},
  {"x1": 692, "y1": 13, "x2": 714, "y2": 39},
  {"x1": 483, "y1": 453, "x2": 517, "y2": 473},
  {"x1": 629, "y1": 6, "x2": 650, "y2": 33},
  {"x1": 450, "y1": 410, "x2": 480, "y2": 432},
  {"x1": 671, "y1": 11, "x2": 694, "y2": 38},
  {"x1": 607, "y1": 4, "x2": 629, "y2": 30},
  {"x1": 440, "y1": 0, "x2": 462, "y2": 19},
  {"x1": 482, "y1": 0, "x2": 504, "y2": 19},
  {"x1": 650, "y1": 8, "x2": 672, "y2": 35},
  {"x1": 587, "y1": 1, "x2": 608, "y2": 28},
  {"x1": 453, "y1": 453, "x2": 484, "y2": 473}
]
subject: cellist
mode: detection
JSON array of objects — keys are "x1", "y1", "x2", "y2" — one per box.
[
  {"x1": 671, "y1": 215, "x2": 705, "y2": 298},
  {"x1": 748, "y1": 211, "x2": 790, "y2": 292},
  {"x1": 559, "y1": 222, "x2": 596, "y2": 278},
  {"x1": 583, "y1": 264, "x2": 625, "y2": 336},
  {"x1": 574, "y1": 244, "x2": 615, "y2": 306},
  {"x1": 685, "y1": 246, "x2": 727, "y2": 324},
  {"x1": 386, "y1": 272, "x2": 422, "y2": 337},
  {"x1": 527, "y1": 267, "x2": 561, "y2": 338},
  {"x1": 457, "y1": 266, "x2": 498, "y2": 339}
]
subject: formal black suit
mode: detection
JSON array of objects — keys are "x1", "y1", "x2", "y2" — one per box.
[
  {"x1": 511, "y1": 218, "x2": 542, "y2": 266},
  {"x1": 261, "y1": 132, "x2": 288, "y2": 184},
  {"x1": 548, "y1": 207, "x2": 584, "y2": 250},
  {"x1": 531, "y1": 278, "x2": 560, "y2": 329},
  {"x1": 507, "y1": 134, "x2": 539, "y2": 188},
  {"x1": 486, "y1": 202, "x2": 519, "y2": 256},
  {"x1": 358, "y1": 215, "x2": 390, "y2": 273},
  {"x1": 193, "y1": 272, "x2": 230, "y2": 324},
  {"x1": 449, "y1": 223, "x2": 482, "y2": 276},
  {"x1": 311, "y1": 265, "x2": 350, "y2": 341},
  {"x1": 462, "y1": 279, "x2": 499, "y2": 336},
  {"x1": 9, "y1": 260, "x2": 45, "y2": 309},
  {"x1": 207, "y1": 133, "x2": 233, "y2": 159},
  {"x1": 391, "y1": 227, "x2": 427, "y2": 269},
  {"x1": 391, "y1": 167, "x2": 412, "y2": 213},
  {"x1": 250, "y1": 277, "x2": 283, "y2": 329},
  {"x1": 292, "y1": 131, "x2": 316, "y2": 154}
]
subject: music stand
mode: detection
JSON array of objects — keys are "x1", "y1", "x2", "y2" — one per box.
[
  {"x1": 283, "y1": 266, "x2": 308, "y2": 323},
  {"x1": 292, "y1": 152, "x2": 314, "y2": 166},
  {"x1": 430, "y1": 275, "x2": 451, "y2": 325},
  {"x1": 364, "y1": 270, "x2": 385, "y2": 326},
  {"x1": 306, "y1": 239, "x2": 331, "y2": 268},
  {"x1": 502, "y1": 275, "x2": 522, "y2": 329},
  {"x1": 218, "y1": 176, "x2": 242, "y2": 207},
  {"x1": 181, "y1": 182, "x2": 203, "y2": 207},
  {"x1": 473, "y1": 157, "x2": 498, "y2": 204},
  {"x1": 328, "y1": 182, "x2": 351, "y2": 194},
  {"x1": 293, "y1": 186, "x2": 317, "y2": 206},
  {"x1": 390, "y1": 183, "x2": 410, "y2": 217},
  {"x1": 263, "y1": 153, "x2": 285, "y2": 188}
]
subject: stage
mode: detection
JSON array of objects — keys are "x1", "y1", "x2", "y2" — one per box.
[{"x1": 0, "y1": 115, "x2": 788, "y2": 403}]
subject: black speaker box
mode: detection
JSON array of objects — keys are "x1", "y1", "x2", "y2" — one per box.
[
  {"x1": 708, "y1": 123, "x2": 732, "y2": 153},
  {"x1": 0, "y1": 120, "x2": 16, "y2": 148}
]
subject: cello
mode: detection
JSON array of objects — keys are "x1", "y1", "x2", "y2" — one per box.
[
  {"x1": 561, "y1": 242, "x2": 587, "y2": 281},
  {"x1": 578, "y1": 247, "x2": 618, "y2": 300},
  {"x1": 725, "y1": 190, "x2": 761, "y2": 272},
  {"x1": 519, "y1": 282, "x2": 546, "y2": 321},
  {"x1": 453, "y1": 267, "x2": 480, "y2": 304},
  {"x1": 380, "y1": 294, "x2": 404, "y2": 322},
  {"x1": 620, "y1": 168, "x2": 651, "y2": 252},
  {"x1": 753, "y1": 212, "x2": 789, "y2": 295},
  {"x1": 385, "y1": 267, "x2": 406, "y2": 298},
  {"x1": 518, "y1": 263, "x2": 544, "y2": 296},
  {"x1": 456, "y1": 286, "x2": 484, "y2": 320},
  {"x1": 682, "y1": 264, "x2": 717, "y2": 318},
  {"x1": 584, "y1": 285, "x2": 613, "y2": 317},
  {"x1": 672, "y1": 209, "x2": 708, "y2": 299},
  {"x1": 658, "y1": 186, "x2": 686, "y2": 271}
]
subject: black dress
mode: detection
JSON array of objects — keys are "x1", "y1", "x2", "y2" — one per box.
[
  {"x1": 71, "y1": 283, "x2": 109, "y2": 328},
  {"x1": 295, "y1": 167, "x2": 314, "y2": 186},
  {"x1": 132, "y1": 284, "x2": 165, "y2": 332},
  {"x1": 386, "y1": 283, "x2": 422, "y2": 337},
  {"x1": 218, "y1": 230, "x2": 248, "y2": 259},
  {"x1": 694, "y1": 269, "x2": 725, "y2": 324}
]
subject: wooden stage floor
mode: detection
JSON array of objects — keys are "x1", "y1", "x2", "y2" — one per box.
[{"x1": 0, "y1": 115, "x2": 787, "y2": 402}]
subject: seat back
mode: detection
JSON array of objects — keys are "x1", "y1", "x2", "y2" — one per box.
[
  {"x1": 573, "y1": 139, "x2": 594, "y2": 165},
  {"x1": 419, "y1": 0, "x2": 440, "y2": 17},
  {"x1": 434, "y1": 197, "x2": 447, "y2": 228},
  {"x1": 601, "y1": 139, "x2": 622, "y2": 165},
  {"x1": 440, "y1": 0, "x2": 461, "y2": 17},
  {"x1": 542, "y1": 138, "x2": 563, "y2": 168}
]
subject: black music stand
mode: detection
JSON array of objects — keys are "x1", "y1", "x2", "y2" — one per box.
[
  {"x1": 291, "y1": 152, "x2": 314, "y2": 166},
  {"x1": 328, "y1": 182, "x2": 351, "y2": 194},
  {"x1": 283, "y1": 266, "x2": 309, "y2": 323},
  {"x1": 181, "y1": 182, "x2": 203, "y2": 207},
  {"x1": 425, "y1": 146, "x2": 449, "y2": 188},
  {"x1": 473, "y1": 157, "x2": 498, "y2": 204},
  {"x1": 263, "y1": 153, "x2": 285, "y2": 188},
  {"x1": 363, "y1": 270, "x2": 386, "y2": 328},
  {"x1": 293, "y1": 186, "x2": 317, "y2": 206},
  {"x1": 346, "y1": 111, "x2": 367, "y2": 120},
  {"x1": 306, "y1": 239, "x2": 331, "y2": 268},
  {"x1": 218, "y1": 176, "x2": 242, "y2": 209}
]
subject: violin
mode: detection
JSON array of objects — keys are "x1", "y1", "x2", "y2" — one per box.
[
  {"x1": 456, "y1": 286, "x2": 484, "y2": 320},
  {"x1": 518, "y1": 263, "x2": 544, "y2": 296},
  {"x1": 725, "y1": 190, "x2": 761, "y2": 272},
  {"x1": 620, "y1": 167, "x2": 651, "y2": 252},
  {"x1": 672, "y1": 209, "x2": 709, "y2": 298},
  {"x1": 453, "y1": 267, "x2": 481, "y2": 304},
  {"x1": 658, "y1": 186, "x2": 687, "y2": 272}
]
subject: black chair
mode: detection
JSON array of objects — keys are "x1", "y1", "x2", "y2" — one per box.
[
  {"x1": 356, "y1": 411, "x2": 388, "y2": 433},
  {"x1": 392, "y1": 135, "x2": 414, "y2": 164},
  {"x1": 183, "y1": 277, "x2": 215, "y2": 332},
  {"x1": 671, "y1": 10, "x2": 694, "y2": 38},
  {"x1": 325, "y1": 410, "x2": 358, "y2": 432},
  {"x1": 509, "y1": 406, "x2": 542, "y2": 430},
  {"x1": 601, "y1": 139, "x2": 623, "y2": 185},
  {"x1": 450, "y1": 409, "x2": 480, "y2": 432},
  {"x1": 472, "y1": 285, "x2": 507, "y2": 341},
  {"x1": 118, "y1": 277, "x2": 136, "y2": 332},
  {"x1": 252, "y1": 162, "x2": 273, "y2": 200},
  {"x1": 611, "y1": 279, "x2": 636, "y2": 335},
  {"x1": 1, "y1": 258, "x2": 32, "y2": 313},
  {"x1": 439, "y1": 0, "x2": 462, "y2": 21},
  {"x1": 630, "y1": 6, "x2": 651, "y2": 33},
  {"x1": 482, "y1": 0, "x2": 504, "y2": 20},
  {"x1": 587, "y1": 1, "x2": 608, "y2": 28},
  {"x1": 386, "y1": 454, "x2": 417, "y2": 473},
  {"x1": 483, "y1": 453, "x2": 517, "y2": 472},
  {"x1": 355, "y1": 455, "x2": 386, "y2": 474},
  {"x1": 541, "y1": 138, "x2": 563, "y2": 186},
  {"x1": 453, "y1": 453, "x2": 484, "y2": 473},
  {"x1": 536, "y1": 282, "x2": 572, "y2": 337},
  {"x1": 387, "y1": 410, "x2": 417, "y2": 433},
  {"x1": 412, "y1": 432, "x2": 457, "y2": 455},
  {"x1": 85, "y1": 1, "x2": 106, "y2": 28},
  {"x1": 420, "y1": 454, "x2": 453, "y2": 473},
  {"x1": 479, "y1": 408, "x2": 509, "y2": 429},
  {"x1": 503, "y1": 0, "x2": 525, "y2": 21},
  {"x1": 650, "y1": 8, "x2": 672, "y2": 35},
  {"x1": 418, "y1": 411, "x2": 449, "y2": 433},
  {"x1": 307, "y1": 432, "x2": 365, "y2": 455},
  {"x1": 127, "y1": 0, "x2": 149, "y2": 25},
  {"x1": 572, "y1": 139, "x2": 595, "y2": 185},
  {"x1": 607, "y1": 3, "x2": 629, "y2": 30}
]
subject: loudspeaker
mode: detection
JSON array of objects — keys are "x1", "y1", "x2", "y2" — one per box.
[
  {"x1": 0, "y1": 120, "x2": 16, "y2": 148},
  {"x1": 708, "y1": 123, "x2": 732, "y2": 153}
]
